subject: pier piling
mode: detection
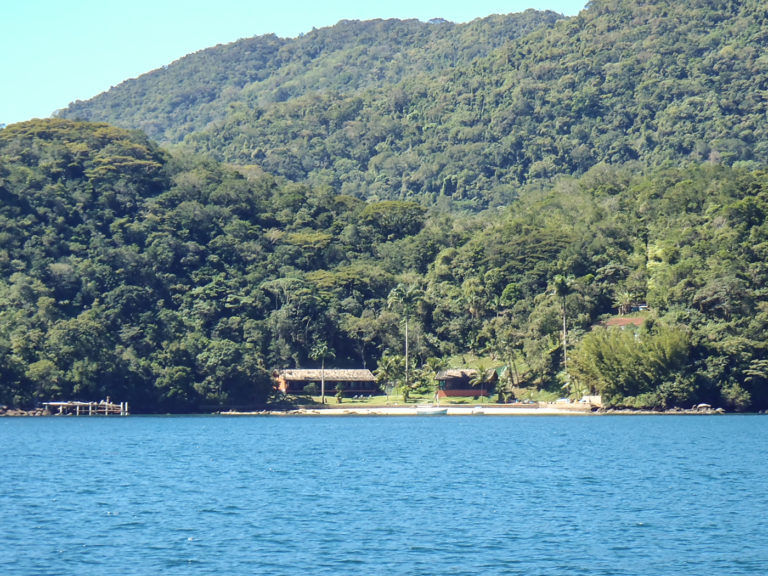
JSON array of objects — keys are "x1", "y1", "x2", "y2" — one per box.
[{"x1": 43, "y1": 400, "x2": 129, "y2": 416}]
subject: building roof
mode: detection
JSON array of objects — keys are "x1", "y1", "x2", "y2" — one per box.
[
  {"x1": 435, "y1": 368, "x2": 499, "y2": 384},
  {"x1": 277, "y1": 369, "x2": 376, "y2": 382}
]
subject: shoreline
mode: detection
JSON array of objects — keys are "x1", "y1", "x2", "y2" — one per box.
[
  {"x1": 1, "y1": 404, "x2": 739, "y2": 417},
  {"x1": 219, "y1": 404, "x2": 732, "y2": 417},
  {"x1": 222, "y1": 405, "x2": 594, "y2": 416}
]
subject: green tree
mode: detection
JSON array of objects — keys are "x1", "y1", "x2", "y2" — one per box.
[
  {"x1": 469, "y1": 368, "x2": 494, "y2": 401},
  {"x1": 310, "y1": 340, "x2": 335, "y2": 404},
  {"x1": 387, "y1": 283, "x2": 424, "y2": 389},
  {"x1": 571, "y1": 322, "x2": 693, "y2": 408},
  {"x1": 374, "y1": 352, "x2": 404, "y2": 402},
  {"x1": 340, "y1": 310, "x2": 378, "y2": 368},
  {"x1": 552, "y1": 274, "x2": 574, "y2": 374}
]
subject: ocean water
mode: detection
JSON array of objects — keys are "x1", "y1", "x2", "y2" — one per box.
[{"x1": 1, "y1": 414, "x2": 767, "y2": 575}]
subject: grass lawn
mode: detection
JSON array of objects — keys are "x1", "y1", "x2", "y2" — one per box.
[
  {"x1": 274, "y1": 385, "x2": 565, "y2": 408},
  {"x1": 292, "y1": 392, "x2": 500, "y2": 407}
]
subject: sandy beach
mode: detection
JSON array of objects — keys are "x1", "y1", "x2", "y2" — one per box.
[
  {"x1": 222, "y1": 403, "x2": 597, "y2": 416},
  {"x1": 221, "y1": 403, "x2": 734, "y2": 416}
]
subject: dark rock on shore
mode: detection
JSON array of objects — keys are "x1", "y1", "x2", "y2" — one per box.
[
  {"x1": 0, "y1": 406, "x2": 51, "y2": 417},
  {"x1": 598, "y1": 406, "x2": 726, "y2": 415}
]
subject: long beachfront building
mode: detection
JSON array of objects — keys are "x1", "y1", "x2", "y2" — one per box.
[{"x1": 274, "y1": 369, "x2": 378, "y2": 396}]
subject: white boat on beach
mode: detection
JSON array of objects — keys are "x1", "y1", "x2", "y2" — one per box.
[{"x1": 416, "y1": 404, "x2": 448, "y2": 415}]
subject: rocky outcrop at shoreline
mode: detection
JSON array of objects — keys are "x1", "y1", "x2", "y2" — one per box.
[
  {"x1": 0, "y1": 405, "x2": 51, "y2": 417},
  {"x1": 599, "y1": 405, "x2": 727, "y2": 415}
]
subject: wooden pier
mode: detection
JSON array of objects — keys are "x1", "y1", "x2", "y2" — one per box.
[{"x1": 43, "y1": 399, "x2": 129, "y2": 416}]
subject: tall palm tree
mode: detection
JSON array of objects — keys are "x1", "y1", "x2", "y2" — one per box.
[
  {"x1": 470, "y1": 368, "x2": 493, "y2": 401},
  {"x1": 387, "y1": 283, "x2": 423, "y2": 389},
  {"x1": 553, "y1": 274, "x2": 573, "y2": 373},
  {"x1": 310, "y1": 340, "x2": 335, "y2": 404}
]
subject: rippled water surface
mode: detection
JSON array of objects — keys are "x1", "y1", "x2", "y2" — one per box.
[{"x1": 2, "y1": 415, "x2": 767, "y2": 575}]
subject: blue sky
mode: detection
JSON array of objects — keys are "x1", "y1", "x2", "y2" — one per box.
[{"x1": 0, "y1": 0, "x2": 586, "y2": 127}]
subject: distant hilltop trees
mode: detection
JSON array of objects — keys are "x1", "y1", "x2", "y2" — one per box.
[
  {"x1": 58, "y1": 1, "x2": 768, "y2": 208},
  {"x1": 3, "y1": 1, "x2": 768, "y2": 412},
  {"x1": 1, "y1": 119, "x2": 768, "y2": 413}
]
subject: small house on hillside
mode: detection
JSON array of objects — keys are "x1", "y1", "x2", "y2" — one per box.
[
  {"x1": 274, "y1": 369, "x2": 378, "y2": 396},
  {"x1": 435, "y1": 369, "x2": 497, "y2": 398}
]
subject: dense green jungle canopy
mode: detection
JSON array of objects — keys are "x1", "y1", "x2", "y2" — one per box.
[
  {"x1": 2, "y1": 120, "x2": 768, "y2": 412},
  {"x1": 2, "y1": 0, "x2": 768, "y2": 412},
  {"x1": 61, "y1": 0, "x2": 768, "y2": 209}
]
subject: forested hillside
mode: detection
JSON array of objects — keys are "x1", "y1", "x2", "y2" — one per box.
[
  {"x1": 60, "y1": 1, "x2": 768, "y2": 208},
  {"x1": 2, "y1": 120, "x2": 768, "y2": 412},
  {"x1": 60, "y1": 12, "x2": 561, "y2": 144},
  {"x1": 4, "y1": 1, "x2": 768, "y2": 412}
]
